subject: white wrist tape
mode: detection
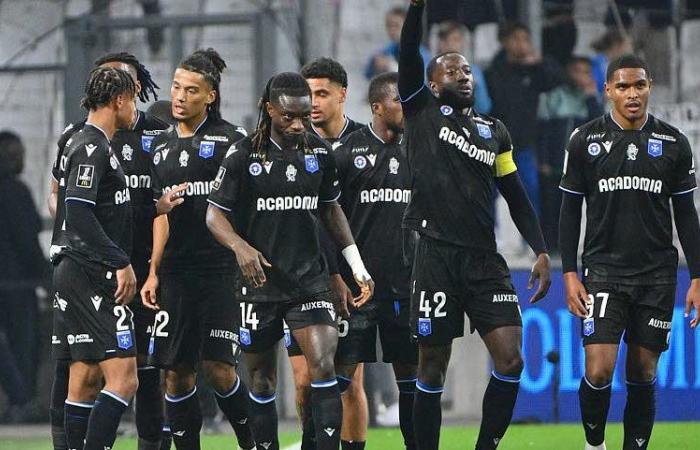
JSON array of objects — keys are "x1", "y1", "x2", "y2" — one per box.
[{"x1": 341, "y1": 244, "x2": 370, "y2": 280}]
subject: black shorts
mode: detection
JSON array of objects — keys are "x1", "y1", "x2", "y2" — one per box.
[
  {"x1": 51, "y1": 289, "x2": 71, "y2": 361},
  {"x1": 582, "y1": 281, "x2": 676, "y2": 352},
  {"x1": 410, "y1": 237, "x2": 521, "y2": 345},
  {"x1": 53, "y1": 257, "x2": 137, "y2": 361},
  {"x1": 131, "y1": 300, "x2": 155, "y2": 358},
  {"x1": 148, "y1": 271, "x2": 241, "y2": 369},
  {"x1": 240, "y1": 291, "x2": 337, "y2": 353}
]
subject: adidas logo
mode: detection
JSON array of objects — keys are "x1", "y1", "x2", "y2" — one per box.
[
  {"x1": 173, "y1": 430, "x2": 186, "y2": 437},
  {"x1": 636, "y1": 438, "x2": 646, "y2": 447},
  {"x1": 324, "y1": 427, "x2": 336, "y2": 436}
]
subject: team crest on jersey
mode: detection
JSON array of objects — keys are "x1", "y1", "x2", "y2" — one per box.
[
  {"x1": 240, "y1": 327, "x2": 251, "y2": 346},
  {"x1": 199, "y1": 141, "x2": 215, "y2": 159},
  {"x1": 286, "y1": 164, "x2": 297, "y2": 182},
  {"x1": 418, "y1": 318, "x2": 432, "y2": 336},
  {"x1": 153, "y1": 152, "x2": 161, "y2": 165},
  {"x1": 587, "y1": 142, "x2": 601, "y2": 156},
  {"x1": 249, "y1": 162, "x2": 262, "y2": 176},
  {"x1": 110, "y1": 155, "x2": 119, "y2": 170},
  {"x1": 76, "y1": 165, "x2": 94, "y2": 188},
  {"x1": 179, "y1": 150, "x2": 189, "y2": 167},
  {"x1": 627, "y1": 143, "x2": 638, "y2": 161},
  {"x1": 141, "y1": 136, "x2": 154, "y2": 152},
  {"x1": 476, "y1": 123, "x2": 492, "y2": 139},
  {"x1": 354, "y1": 155, "x2": 367, "y2": 169},
  {"x1": 213, "y1": 166, "x2": 226, "y2": 190},
  {"x1": 116, "y1": 330, "x2": 133, "y2": 350},
  {"x1": 583, "y1": 318, "x2": 595, "y2": 336},
  {"x1": 284, "y1": 328, "x2": 292, "y2": 348},
  {"x1": 121, "y1": 144, "x2": 133, "y2": 161},
  {"x1": 648, "y1": 138, "x2": 663, "y2": 157},
  {"x1": 305, "y1": 154, "x2": 319, "y2": 173},
  {"x1": 440, "y1": 105, "x2": 453, "y2": 116},
  {"x1": 389, "y1": 157, "x2": 400, "y2": 174}
]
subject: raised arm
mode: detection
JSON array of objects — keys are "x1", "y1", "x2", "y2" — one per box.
[{"x1": 398, "y1": 0, "x2": 428, "y2": 107}]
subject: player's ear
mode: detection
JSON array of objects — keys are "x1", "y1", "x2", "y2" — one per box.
[
  {"x1": 603, "y1": 82, "x2": 611, "y2": 101},
  {"x1": 135, "y1": 80, "x2": 142, "y2": 96},
  {"x1": 265, "y1": 101, "x2": 275, "y2": 116},
  {"x1": 429, "y1": 81, "x2": 439, "y2": 96},
  {"x1": 339, "y1": 86, "x2": 347, "y2": 104},
  {"x1": 207, "y1": 88, "x2": 216, "y2": 106},
  {"x1": 371, "y1": 102, "x2": 381, "y2": 116}
]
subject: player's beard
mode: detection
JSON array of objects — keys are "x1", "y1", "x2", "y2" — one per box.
[{"x1": 439, "y1": 84, "x2": 475, "y2": 110}]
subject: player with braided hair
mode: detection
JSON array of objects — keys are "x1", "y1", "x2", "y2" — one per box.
[
  {"x1": 94, "y1": 52, "x2": 160, "y2": 103},
  {"x1": 206, "y1": 72, "x2": 374, "y2": 450},
  {"x1": 52, "y1": 66, "x2": 138, "y2": 450},
  {"x1": 142, "y1": 48, "x2": 253, "y2": 450}
]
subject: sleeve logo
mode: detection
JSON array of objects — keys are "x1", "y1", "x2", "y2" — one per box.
[
  {"x1": 76, "y1": 164, "x2": 95, "y2": 188},
  {"x1": 213, "y1": 166, "x2": 226, "y2": 190}
]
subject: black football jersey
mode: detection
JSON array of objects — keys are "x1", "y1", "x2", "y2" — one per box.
[
  {"x1": 335, "y1": 125, "x2": 412, "y2": 299},
  {"x1": 401, "y1": 88, "x2": 518, "y2": 251},
  {"x1": 207, "y1": 133, "x2": 341, "y2": 302},
  {"x1": 560, "y1": 113, "x2": 697, "y2": 285},
  {"x1": 150, "y1": 116, "x2": 247, "y2": 274},
  {"x1": 309, "y1": 116, "x2": 365, "y2": 144},
  {"x1": 62, "y1": 124, "x2": 132, "y2": 268}
]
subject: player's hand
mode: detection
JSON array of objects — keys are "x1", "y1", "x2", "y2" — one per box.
[
  {"x1": 233, "y1": 241, "x2": 271, "y2": 288},
  {"x1": 155, "y1": 183, "x2": 187, "y2": 215},
  {"x1": 329, "y1": 274, "x2": 352, "y2": 318},
  {"x1": 352, "y1": 274, "x2": 374, "y2": 308},
  {"x1": 141, "y1": 273, "x2": 160, "y2": 310},
  {"x1": 528, "y1": 253, "x2": 551, "y2": 303},
  {"x1": 563, "y1": 272, "x2": 589, "y2": 318},
  {"x1": 684, "y1": 278, "x2": 700, "y2": 328},
  {"x1": 115, "y1": 264, "x2": 137, "y2": 305}
]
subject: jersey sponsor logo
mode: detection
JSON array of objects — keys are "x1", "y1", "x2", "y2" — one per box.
[
  {"x1": 352, "y1": 146, "x2": 369, "y2": 154},
  {"x1": 587, "y1": 132, "x2": 605, "y2": 141},
  {"x1": 627, "y1": 143, "x2": 638, "y2": 161},
  {"x1": 225, "y1": 144, "x2": 238, "y2": 158},
  {"x1": 598, "y1": 176, "x2": 662, "y2": 194},
  {"x1": 440, "y1": 105, "x2": 453, "y2": 115},
  {"x1": 648, "y1": 138, "x2": 663, "y2": 157},
  {"x1": 313, "y1": 146, "x2": 328, "y2": 155},
  {"x1": 209, "y1": 329, "x2": 238, "y2": 341},
  {"x1": 85, "y1": 143, "x2": 98, "y2": 157},
  {"x1": 647, "y1": 318, "x2": 671, "y2": 330},
  {"x1": 124, "y1": 174, "x2": 151, "y2": 189},
  {"x1": 256, "y1": 196, "x2": 319, "y2": 211},
  {"x1": 418, "y1": 318, "x2": 432, "y2": 336},
  {"x1": 472, "y1": 116, "x2": 493, "y2": 125},
  {"x1": 587, "y1": 142, "x2": 601, "y2": 156},
  {"x1": 603, "y1": 140, "x2": 613, "y2": 153},
  {"x1": 203, "y1": 134, "x2": 229, "y2": 142},
  {"x1": 476, "y1": 123, "x2": 492, "y2": 139},
  {"x1": 116, "y1": 330, "x2": 133, "y2": 350},
  {"x1": 286, "y1": 164, "x2": 297, "y2": 182},
  {"x1": 367, "y1": 154, "x2": 377, "y2": 166},
  {"x1": 142, "y1": 129, "x2": 163, "y2": 136},
  {"x1": 249, "y1": 162, "x2": 263, "y2": 176},
  {"x1": 121, "y1": 144, "x2": 133, "y2": 161},
  {"x1": 360, "y1": 188, "x2": 411, "y2": 204},
  {"x1": 68, "y1": 333, "x2": 93, "y2": 345},
  {"x1": 389, "y1": 157, "x2": 400, "y2": 174},
  {"x1": 199, "y1": 141, "x2": 215, "y2": 159},
  {"x1": 651, "y1": 132, "x2": 677, "y2": 142},
  {"x1": 114, "y1": 188, "x2": 131, "y2": 205},
  {"x1": 179, "y1": 150, "x2": 189, "y2": 167},
  {"x1": 305, "y1": 154, "x2": 319, "y2": 173},
  {"x1": 153, "y1": 152, "x2": 161, "y2": 165},
  {"x1": 110, "y1": 155, "x2": 119, "y2": 170},
  {"x1": 76, "y1": 164, "x2": 95, "y2": 188},
  {"x1": 354, "y1": 155, "x2": 367, "y2": 169},
  {"x1": 492, "y1": 294, "x2": 518, "y2": 303},
  {"x1": 213, "y1": 166, "x2": 226, "y2": 190},
  {"x1": 438, "y1": 126, "x2": 497, "y2": 166},
  {"x1": 164, "y1": 181, "x2": 215, "y2": 197},
  {"x1": 299, "y1": 300, "x2": 334, "y2": 312},
  {"x1": 583, "y1": 317, "x2": 594, "y2": 336}
]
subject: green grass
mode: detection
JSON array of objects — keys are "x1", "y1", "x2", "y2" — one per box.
[{"x1": 2, "y1": 423, "x2": 699, "y2": 449}]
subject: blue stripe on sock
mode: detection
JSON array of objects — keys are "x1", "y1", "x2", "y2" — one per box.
[
  {"x1": 583, "y1": 377, "x2": 612, "y2": 391},
  {"x1": 492, "y1": 371, "x2": 521, "y2": 383},
  {"x1": 337, "y1": 375, "x2": 352, "y2": 382},
  {"x1": 165, "y1": 386, "x2": 197, "y2": 403},
  {"x1": 416, "y1": 381, "x2": 443, "y2": 394},
  {"x1": 249, "y1": 392, "x2": 276, "y2": 404},
  {"x1": 311, "y1": 378, "x2": 338, "y2": 388},
  {"x1": 215, "y1": 376, "x2": 241, "y2": 398}
]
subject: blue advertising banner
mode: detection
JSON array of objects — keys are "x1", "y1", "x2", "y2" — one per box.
[{"x1": 512, "y1": 270, "x2": 700, "y2": 422}]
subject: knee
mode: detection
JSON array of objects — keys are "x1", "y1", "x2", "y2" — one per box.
[
  {"x1": 165, "y1": 368, "x2": 196, "y2": 396},
  {"x1": 494, "y1": 353, "x2": 524, "y2": 378},
  {"x1": 585, "y1": 366, "x2": 614, "y2": 387},
  {"x1": 201, "y1": 360, "x2": 235, "y2": 392},
  {"x1": 250, "y1": 370, "x2": 276, "y2": 397},
  {"x1": 627, "y1": 366, "x2": 657, "y2": 384},
  {"x1": 119, "y1": 376, "x2": 139, "y2": 399},
  {"x1": 309, "y1": 355, "x2": 336, "y2": 382}
]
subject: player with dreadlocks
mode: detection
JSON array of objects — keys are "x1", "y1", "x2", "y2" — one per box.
[
  {"x1": 206, "y1": 72, "x2": 374, "y2": 450},
  {"x1": 53, "y1": 66, "x2": 138, "y2": 450},
  {"x1": 142, "y1": 48, "x2": 253, "y2": 450},
  {"x1": 47, "y1": 52, "x2": 183, "y2": 450}
]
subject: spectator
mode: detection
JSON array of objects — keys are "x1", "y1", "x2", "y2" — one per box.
[
  {"x1": 435, "y1": 20, "x2": 492, "y2": 114},
  {"x1": 365, "y1": 6, "x2": 430, "y2": 79},
  {"x1": 0, "y1": 131, "x2": 48, "y2": 420},
  {"x1": 486, "y1": 22, "x2": 562, "y2": 215},
  {"x1": 591, "y1": 29, "x2": 632, "y2": 95},
  {"x1": 537, "y1": 56, "x2": 603, "y2": 252}
]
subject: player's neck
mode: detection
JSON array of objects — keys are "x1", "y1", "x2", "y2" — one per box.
[
  {"x1": 86, "y1": 109, "x2": 116, "y2": 141},
  {"x1": 370, "y1": 120, "x2": 399, "y2": 144},
  {"x1": 314, "y1": 114, "x2": 347, "y2": 139},
  {"x1": 178, "y1": 112, "x2": 208, "y2": 137},
  {"x1": 611, "y1": 109, "x2": 648, "y2": 130},
  {"x1": 270, "y1": 130, "x2": 299, "y2": 150}
]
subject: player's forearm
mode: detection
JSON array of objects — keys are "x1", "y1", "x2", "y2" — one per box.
[
  {"x1": 320, "y1": 201, "x2": 355, "y2": 251},
  {"x1": 48, "y1": 179, "x2": 58, "y2": 218},
  {"x1": 148, "y1": 213, "x2": 169, "y2": 275},
  {"x1": 559, "y1": 192, "x2": 584, "y2": 274},
  {"x1": 205, "y1": 204, "x2": 249, "y2": 254},
  {"x1": 672, "y1": 193, "x2": 700, "y2": 278},
  {"x1": 320, "y1": 228, "x2": 340, "y2": 275},
  {"x1": 398, "y1": 0, "x2": 426, "y2": 99},
  {"x1": 497, "y1": 173, "x2": 548, "y2": 255},
  {"x1": 66, "y1": 200, "x2": 130, "y2": 269}
]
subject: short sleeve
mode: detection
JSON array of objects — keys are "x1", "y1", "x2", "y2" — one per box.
[
  {"x1": 671, "y1": 134, "x2": 698, "y2": 195},
  {"x1": 493, "y1": 120, "x2": 517, "y2": 178},
  {"x1": 319, "y1": 150, "x2": 341, "y2": 203},
  {"x1": 207, "y1": 144, "x2": 246, "y2": 211},
  {"x1": 559, "y1": 128, "x2": 586, "y2": 195},
  {"x1": 65, "y1": 140, "x2": 111, "y2": 205},
  {"x1": 334, "y1": 138, "x2": 351, "y2": 182}
]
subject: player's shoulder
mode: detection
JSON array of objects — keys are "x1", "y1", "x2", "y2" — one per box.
[
  {"x1": 649, "y1": 115, "x2": 689, "y2": 146},
  {"x1": 338, "y1": 125, "x2": 371, "y2": 150},
  {"x1": 138, "y1": 110, "x2": 171, "y2": 133},
  {"x1": 66, "y1": 125, "x2": 110, "y2": 161},
  {"x1": 304, "y1": 132, "x2": 334, "y2": 160},
  {"x1": 568, "y1": 115, "x2": 608, "y2": 147},
  {"x1": 345, "y1": 117, "x2": 366, "y2": 136},
  {"x1": 58, "y1": 119, "x2": 87, "y2": 150},
  {"x1": 204, "y1": 117, "x2": 248, "y2": 142}
]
